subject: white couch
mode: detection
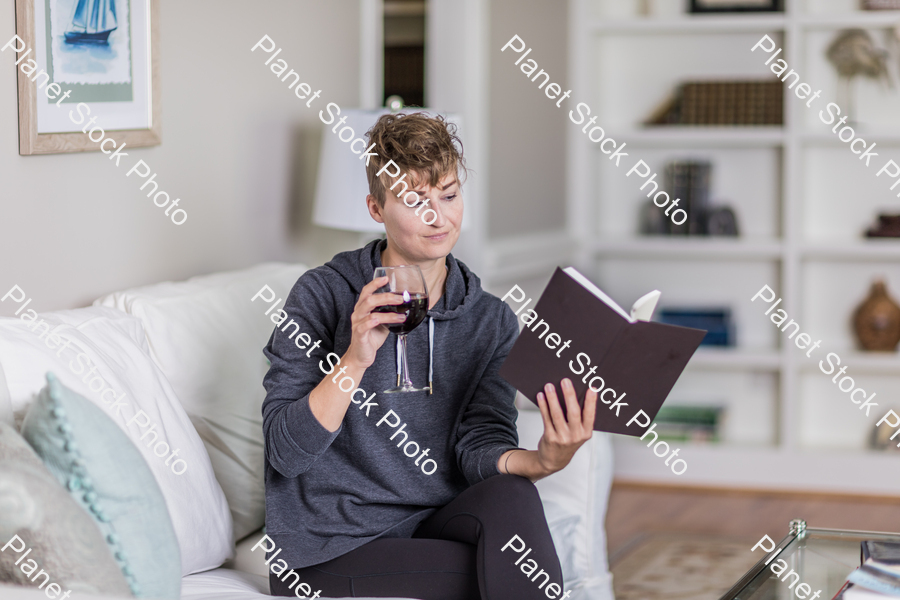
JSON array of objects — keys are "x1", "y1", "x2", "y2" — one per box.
[{"x1": 0, "y1": 264, "x2": 615, "y2": 600}]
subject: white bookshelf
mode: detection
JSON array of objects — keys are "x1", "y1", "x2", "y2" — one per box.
[{"x1": 557, "y1": 0, "x2": 900, "y2": 495}]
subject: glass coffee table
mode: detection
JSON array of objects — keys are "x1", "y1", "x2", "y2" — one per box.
[{"x1": 720, "y1": 520, "x2": 900, "y2": 600}]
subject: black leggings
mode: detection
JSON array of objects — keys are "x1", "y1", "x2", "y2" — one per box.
[{"x1": 269, "y1": 474, "x2": 564, "y2": 600}]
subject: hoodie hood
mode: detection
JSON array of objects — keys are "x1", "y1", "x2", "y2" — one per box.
[{"x1": 323, "y1": 239, "x2": 484, "y2": 322}]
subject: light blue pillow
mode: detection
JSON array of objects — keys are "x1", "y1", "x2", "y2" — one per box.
[{"x1": 21, "y1": 373, "x2": 181, "y2": 600}]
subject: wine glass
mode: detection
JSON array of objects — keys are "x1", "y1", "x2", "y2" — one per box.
[{"x1": 372, "y1": 265, "x2": 430, "y2": 393}]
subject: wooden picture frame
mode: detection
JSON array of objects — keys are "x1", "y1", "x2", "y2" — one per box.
[
  {"x1": 15, "y1": 0, "x2": 160, "y2": 155},
  {"x1": 689, "y1": 0, "x2": 780, "y2": 12}
]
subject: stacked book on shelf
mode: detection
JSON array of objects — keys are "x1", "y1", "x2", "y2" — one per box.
[
  {"x1": 866, "y1": 214, "x2": 900, "y2": 238},
  {"x1": 668, "y1": 161, "x2": 711, "y2": 236},
  {"x1": 658, "y1": 308, "x2": 734, "y2": 346},
  {"x1": 640, "y1": 160, "x2": 741, "y2": 237},
  {"x1": 863, "y1": 0, "x2": 900, "y2": 9},
  {"x1": 646, "y1": 80, "x2": 784, "y2": 126},
  {"x1": 835, "y1": 541, "x2": 900, "y2": 599},
  {"x1": 652, "y1": 405, "x2": 724, "y2": 443}
]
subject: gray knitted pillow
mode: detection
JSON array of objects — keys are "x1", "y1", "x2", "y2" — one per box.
[
  {"x1": 0, "y1": 422, "x2": 132, "y2": 596},
  {"x1": 0, "y1": 361, "x2": 12, "y2": 427}
]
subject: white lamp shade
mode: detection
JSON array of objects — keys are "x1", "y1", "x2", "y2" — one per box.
[
  {"x1": 313, "y1": 109, "x2": 389, "y2": 232},
  {"x1": 312, "y1": 108, "x2": 463, "y2": 232}
]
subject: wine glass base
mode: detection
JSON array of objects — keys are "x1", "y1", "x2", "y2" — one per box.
[{"x1": 382, "y1": 385, "x2": 430, "y2": 394}]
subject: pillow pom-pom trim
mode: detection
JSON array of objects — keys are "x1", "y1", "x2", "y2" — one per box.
[{"x1": 43, "y1": 372, "x2": 141, "y2": 597}]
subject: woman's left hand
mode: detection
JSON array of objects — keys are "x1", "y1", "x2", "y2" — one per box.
[{"x1": 535, "y1": 378, "x2": 598, "y2": 475}]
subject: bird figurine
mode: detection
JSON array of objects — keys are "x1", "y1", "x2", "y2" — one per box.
[
  {"x1": 827, "y1": 29, "x2": 890, "y2": 80},
  {"x1": 826, "y1": 29, "x2": 891, "y2": 121}
]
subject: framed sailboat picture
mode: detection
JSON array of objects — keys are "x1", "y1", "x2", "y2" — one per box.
[{"x1": 14, "y1": 0, "x2": 160, "y2": 155}]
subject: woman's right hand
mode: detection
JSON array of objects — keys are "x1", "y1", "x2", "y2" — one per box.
[{"x1": 344, "y1": 276, "x2": 407, "y2": 369}]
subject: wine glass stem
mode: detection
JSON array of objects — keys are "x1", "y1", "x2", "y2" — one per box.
[{"x1": 398, "y1": 334, "x2": 413, "y2": 389}]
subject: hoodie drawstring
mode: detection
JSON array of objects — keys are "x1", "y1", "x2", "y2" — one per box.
[
  {"x1": 394, "y1": 315, "x2": 434, "y2": 395},
  {"x1": 428, "y1": 316, "x2": 434, "y2": 395}
]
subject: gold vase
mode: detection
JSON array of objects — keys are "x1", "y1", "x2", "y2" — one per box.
[{"x1": 853, "y1": 280, "x2": 900, "y2": 352}]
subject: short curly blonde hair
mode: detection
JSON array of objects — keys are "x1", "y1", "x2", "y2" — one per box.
[{"x1": 365, "y1": 112, "x2": 467, "y2": 207}]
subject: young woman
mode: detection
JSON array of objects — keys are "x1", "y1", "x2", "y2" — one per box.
[{"x1": 262, "y1": 112, "x2": 598, "y2": 600}]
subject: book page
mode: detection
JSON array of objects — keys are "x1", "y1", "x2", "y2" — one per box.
[
  {"x1": 563, "y1": 267, "x2": 634, "y2": 322},
  {"x1": 631, "y1": 290, "x2": 661, "y2": 322}
]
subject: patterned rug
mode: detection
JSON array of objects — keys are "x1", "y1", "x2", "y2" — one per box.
[{"x1": 610, "y1": 534, "x2": 761, "y2": 600}]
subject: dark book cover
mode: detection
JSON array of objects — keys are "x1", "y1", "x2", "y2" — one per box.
[
  {"x1": 688, "y1": 161, "x2": 711, "y2": 235},
  {"x1": 864, "y1": 0, "x2": 900, "y2": 9},
  {"x1": 705, "y1": 82, "x2": 716, "y2": 125},
  {"x1": 862, "y1": 541, "x2": 900, "y2": 565},
  {"x1": 750, "y1": 82, "x2": 764, "y2": 125},
  {"x1": 715, "y1": 82, "x2": 727, "y2": 125},
  {"x1": 765, "y1": 80, "x2": 784, "y2": 125},
  {"x1": 682, "y1": 83, "x2": 698, "y2": 125},
  {"x1": 666, "y1": 161, "x2": 692, "y2": 235},
  {"x1": 498, "y1": 268, "x2": 706, "y2": 436},
  {"x1": 724, "y1": 81, "x2": 737, "y2": 125},
  {"x1": 735, "y1": 82, "x2": 749, "y2": 125},
  {"x1": 701, "y1": 82, "x2": 713, "y2": 125}
]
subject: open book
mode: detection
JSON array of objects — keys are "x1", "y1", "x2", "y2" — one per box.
[
  {"x1": 563, "y1": 267, "x2": 661, "y2": 323},
  {"x1": 498, "y1": 267, "x2": 706, "y2": 436}
]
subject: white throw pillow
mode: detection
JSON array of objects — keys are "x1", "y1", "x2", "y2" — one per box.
[
  {"x1": 96, "y1": 263, "x2": 308, "y2": 541},
  {"x1": 0, "y1": 306, "x2": 234, "y2": 576},
  {"x1": 515, "y1": 409, "x2": 615, "y2": 600}
]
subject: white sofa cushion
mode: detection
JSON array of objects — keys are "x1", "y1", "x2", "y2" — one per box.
[
  {"x1": 516, "y1": 409, "x2": 615, "y2": 600},
  {"x1": 0, "y1": 306, "x2": 234, "y2": 577},
  {"x1": 181, "y1": 569, "x2": 270, "y2": 600},
  {"x1": 0, "y1": 583, "x2": 135, "y2": 600},
  {"x1": 96, "y1": 263, "x2": 308, "y2": 541},
  {"x1": 181, "y1": 568, "x2": 416, "y2": 600}
]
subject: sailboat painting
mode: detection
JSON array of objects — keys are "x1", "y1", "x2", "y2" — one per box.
[
  {"x1": 65, "y1": 0, "x2": 117, "y2": 45},
  {"x1": 48, "y1": 0, "x2": 132, "y2": 85}
]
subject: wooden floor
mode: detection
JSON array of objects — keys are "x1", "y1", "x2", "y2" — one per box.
[{"x1": 605, "y1": 482, "x2": 900, "y2": 561}]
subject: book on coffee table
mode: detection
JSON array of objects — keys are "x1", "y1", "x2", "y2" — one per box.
[
  {"x1": 847, "y1": 564, "x2": 900, "y2": 596},
  {"x1": 498, "y1": 267, "x2": 706, "y2": 436},
  {"x1": 862, "y1": 541, "x2": 900, "y2": 569},
  {"x1": 831, "y1": 541, "x2": 900, "y2": 598}
]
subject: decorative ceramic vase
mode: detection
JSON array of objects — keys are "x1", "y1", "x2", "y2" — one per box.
[{"x1": 853, "y1": 280, "x2": 900, "y2": 352}]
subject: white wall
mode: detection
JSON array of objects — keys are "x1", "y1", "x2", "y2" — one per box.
[
  {"x1": 0, "y1": 0, "x2": 363, "y2": 315},
  {"x1": 1, "y1": 0, "x2": 575, "y2": 316},
  {"x1": 426, "y1": 0, "x2": 489, "y2": 272},
  {"x1": 488, "y1": 0, "x2": 569, "y2": 239}
]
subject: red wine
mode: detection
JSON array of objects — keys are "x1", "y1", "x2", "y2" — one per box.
[{"x1": 373, "y1": 293, "x2": 429, "y2": 335}]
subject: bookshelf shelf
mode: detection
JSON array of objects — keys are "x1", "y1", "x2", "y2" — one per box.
[
  {"x1": 568, "y1": 0, "x2": 900, "y2": 494},
  {"x1": 799, "y1": 12, "x2": 900, "y2": 29},
  {"x1": 586, "y1": 12, "x2": 900, "y2": 35},
  {"x1": 611, "y1": 442, "x2": 900, "y2": 495},
  {"x1": 613, "y1": 127, "x2": 786, "y2": 148},
  {"x1": 614, "y1": 437, "x2": 775, "y2": 453},
  {"x1": 802, "y1": 241, "x2": 900, "y2": 261},
  {"x1": 588, "y1": 14, "x2": 787, "y2": 34},
  {"x1": 797, "y1": 351, "x2": 900, "y2": 373},
  {"x1": 690, "y1": 348, "x2": 784, "y2": 370},
  {"x1": 590, "y1": 238, "x2": 783, "y2": 260},
  {"x1": 800, "y1": 131, "x2": 900, "y2": 145}
]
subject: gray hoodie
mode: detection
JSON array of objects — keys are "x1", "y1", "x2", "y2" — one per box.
[{"x1": 262, "y1": 240, "x2": 520, "y2": 569}]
